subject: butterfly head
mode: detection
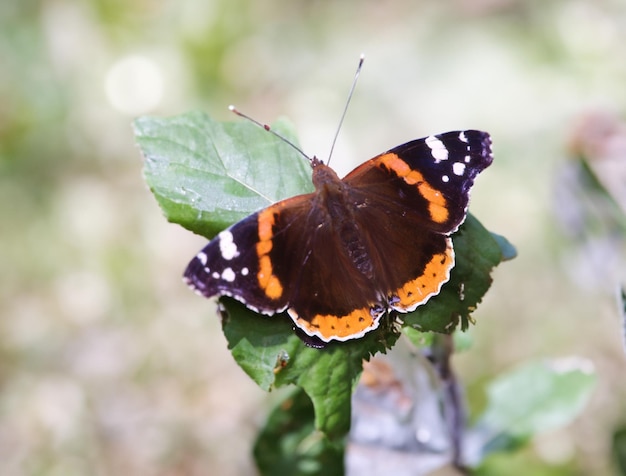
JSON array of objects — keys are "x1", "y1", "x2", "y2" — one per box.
[{"x1": 311, "y1": 159, "x2": 343, "y2": 194}]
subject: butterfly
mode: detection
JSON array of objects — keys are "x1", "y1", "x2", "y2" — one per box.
[{"x1": 183, "y1": 129, "x2": 492, "y2": 346}]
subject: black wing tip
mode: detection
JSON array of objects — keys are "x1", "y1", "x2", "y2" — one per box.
[
  {"x1": 461, "y1": 129, "x2": 493, "y2": 169},
  {"x1": 183, "y1": 256, "x2": 210, "y2": 295}
]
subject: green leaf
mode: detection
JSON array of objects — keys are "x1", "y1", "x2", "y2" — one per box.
[
  {"x1": 221, "y1": 298, "x2": 398, "y2": 439},
  {"x1": 491, "y1": 232, "x2": 517, "y2": 261},
  {"x1": 612, "y1": 426, "x2": 626, "y2": 475},
  {"x1": 402, "y1": 327, "x2": 435, "y2": 349},
  {"x1": 253, "y1": 388, "x2": 344, "y2": 476},
  {"x1": 471, "y1": 358, "x2": 596, "y2": 459},
  {"x1": 403, "y1": 214, "x2": 508, "y2": 333},
  {"x1": 134, "y1": 111, "x2": 312, "y2": 239}
]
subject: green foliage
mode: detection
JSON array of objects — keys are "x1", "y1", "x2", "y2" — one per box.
[
  {"x1": 134, "y1": 112, "x2": 312, "y2": 239},
  {"x1": 220, "y1": 298, "x2": 397, "y2": 439},
  {"x1": 403, "y1": 214, "x2": 511, "y2": 333},
  {"x1": 475, "y1": 448, "x2": 577, "y2": 476},
  {"x1": 253, "y1": 388, "x2": 344, "y2": 476},
  {"x1": 472, "y1": 359, "x2": 596, "y2": 458},
  {"x1": 613, "y1": 426, "x2": 626, "y2": 475}
]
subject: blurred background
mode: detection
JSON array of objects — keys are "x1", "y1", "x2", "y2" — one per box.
[{"x1": 1, "y1": 0, "x2": 625, "y2": 474}]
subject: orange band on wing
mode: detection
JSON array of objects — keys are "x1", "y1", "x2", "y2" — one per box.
[
  {"x1": 379, "y1": 153, "x2": 449, "y2": 223},
  {"x1": 390, "y1": 242, "x2": 454, "y2": 312},
  {"x1": 256, "y1": 208, "x2": 283, "y2": 300},
  {"x1": 289, "y1": 307, "x2": 380, "y2": 342}
]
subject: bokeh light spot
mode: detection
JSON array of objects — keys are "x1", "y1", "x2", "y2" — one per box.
[{"x1": 105, "y1": 55, "x2": 164, "y2": 115}]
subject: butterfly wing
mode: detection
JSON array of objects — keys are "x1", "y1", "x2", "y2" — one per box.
[
  {"x1": 184, "y1": 190, "x2": 386, "y2": 342},
  {"x1": 266, "y1": 127, "x2": 494, "y2": 342},
  {"x1": 183, "y1": 194, "x2": 313, "y2": 315},
  {"x1": 339, "y1": 130, "x2": 493, "y2": 312},
  {"x1": 272, "y1": 194, "x2": 389, "y2": 342},
  {"x1": 344, "y1": 130, "x2": 493, "y2": 234}
]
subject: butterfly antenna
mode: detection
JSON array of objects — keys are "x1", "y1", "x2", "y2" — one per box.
[
  {"x1": 326, "y1": 53, "x2": 365, "y2": 166},
  {"x1": 229, "y1": 105, "x2": 312, "y2": 163}
]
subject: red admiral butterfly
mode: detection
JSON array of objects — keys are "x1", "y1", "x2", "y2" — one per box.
[{"x1": 184, "y1": 128, "x2": 493, "y2": 345}]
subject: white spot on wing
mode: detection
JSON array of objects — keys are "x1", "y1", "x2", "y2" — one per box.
[
  {"x1": 218, "y1": 230, "x2": 240, "y2": 260},
  {"x1": 453, "y1": 162, "x2": 466, "y2": 176},
  {"x1": 459, "y1": 131, "x2": 468, "y2": 143},
  {"x1": 221, "y1": 268, "x2": 236, "y2": 282},
  {"x1": 241, "y1": 267, "x2": 249, "y2": 276},
  {"x1": 425, "y1": 135, "x2": 449, "y2": 162},
  {"x1": 212, "y1": 271, "x2": 220, "y2": 279},
  {"x1": 197, "y1": 251, "x2": 208, "y2": 266},
  {"x1": 442, "y1": 175, "x2": 449, "y2": 182}
]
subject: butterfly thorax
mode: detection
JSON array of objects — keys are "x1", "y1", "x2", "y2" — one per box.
[
  {"x1": 310, "y1": 162, "x2": 353, "y2": 218},
  {"x1": 310, "y1": 161, "x2": 375, "y2": 280}
]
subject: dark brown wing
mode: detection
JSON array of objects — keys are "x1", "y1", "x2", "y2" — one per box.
[
  {"x1": 184, "y1": 191, "x2": 387, "y2": 343},
  {"x1": 267, "y1": 192, "x2": 388, "y2": 342},
  {"x1": 183, "y1": 194, "x2": 313, "y2": 315}
]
